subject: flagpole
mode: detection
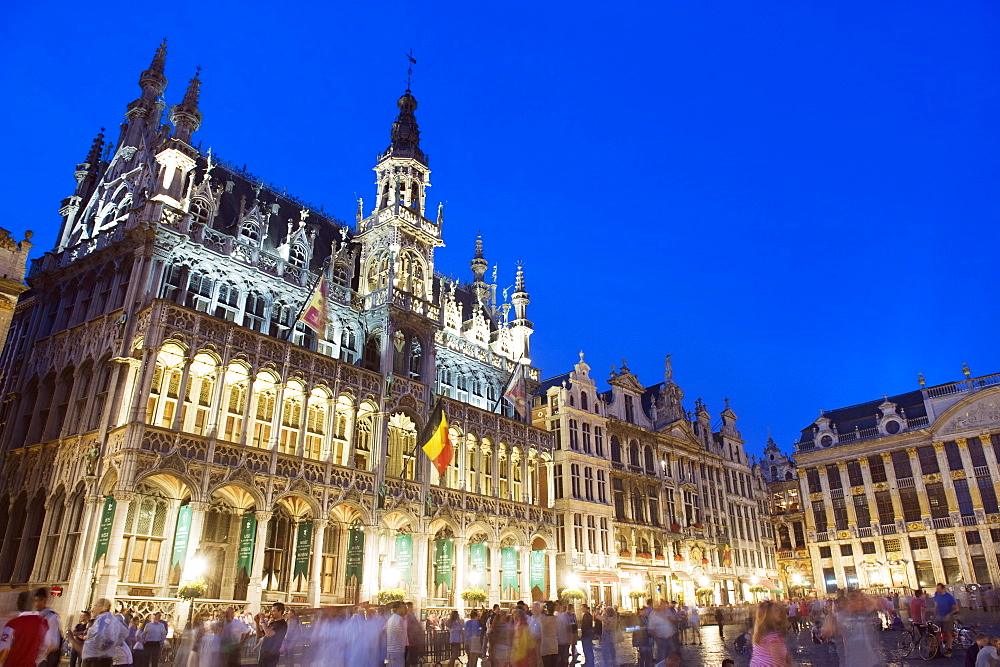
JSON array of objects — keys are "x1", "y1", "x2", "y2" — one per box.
[
  {"x1": 492, "y1": 354, "x2": 527, "y2": 414},
  {"x1": 288, "y1": 257, "x2": 331, "y2": 342}
]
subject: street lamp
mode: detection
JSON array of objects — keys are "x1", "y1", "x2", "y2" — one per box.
[
  {"x1": 469, "y1": 569, "x2": 481, "y2": 586},
  {"x1": 179, "y1": 555, "x2": 208, "y2": 632},
  {"x1": 566, "y1": 572, "x2": 580, "y2": 589}
]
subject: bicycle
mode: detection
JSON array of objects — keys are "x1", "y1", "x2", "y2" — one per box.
[{"x1": 897, "y1": 621, "x2": 936, "y2": 660}]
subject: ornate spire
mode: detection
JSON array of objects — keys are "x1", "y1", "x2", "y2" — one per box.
[
  {"x1": 381, "y1": 89, "x2": 426, "y2": 164},
  {"x1": 171, "y1": 69, "x2": 203, "y2": 144},
  {"x1": 139, "y1": 39, "x2": 168, "y2": 99},
  {"x1": 84, "y1": 129, "x2": 105, "y2": 167},
  {"x1": 514, "y1": 261, "x2": 526, "y2": 293}
]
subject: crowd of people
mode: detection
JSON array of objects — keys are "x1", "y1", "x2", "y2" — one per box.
[{"x1": 3, "y1": 584, "x2": 1000, "y2": 666}]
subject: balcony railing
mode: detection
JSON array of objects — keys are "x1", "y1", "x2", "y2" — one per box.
[
  {"x1": 856, "y1": 526, "x2": 873, "y2": 538},
  {"x1": 932, "y1": 517, "x2": 953, "y2": 529},
  {"x1": 880, "y1": 523, "x2": 897, "y2": 535},
  {"x1": 897, "y1": 477, "x2": 915, "y2": 488}
]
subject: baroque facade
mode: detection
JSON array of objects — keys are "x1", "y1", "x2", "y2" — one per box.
[
  {"x1": 532, "y1": 354, "x2": 782, "y2": 606},
  {"x1": 0, "y1": 228, "x2": 32, "y2": 358},
  {"x1": 792, "y1": 370, "x2": 1000, "y2": 596},
  {"x1": 0, "y1": 44, "x2": 558, "y2": 619}
]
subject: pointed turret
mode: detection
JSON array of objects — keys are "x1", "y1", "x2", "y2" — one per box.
[
  {"x1": 654, "y1": 353, "x2": 685, "y2": 428},
  {"x1": 471, "y1": 233, "x2": 489, "y2": 303},
  {"x1": 509, "y1": 261, "x2": 532, "y2": 359},
  {"x1": 171, "y1": 69, "x2": 203, "y2": 144},
  {"x1": 122, "y1": 41, "x2": 169, "y2": 147},
  {"x1": 139, "y1": 39, "x2": 168, "y2": 101},
  {"x1": 381, "y1": 90, "x2": 426, "y2": 165}
]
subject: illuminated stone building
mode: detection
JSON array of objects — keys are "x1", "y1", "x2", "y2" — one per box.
[
  {"x1": 0, "y1": 228, "x2": 32, "y2": 359},
  {"x1": 794, "y1": 370, "x2": 1000, "y2": 596},
  {"x1": 762, "y1": 438, "x2": 813, "y2": 597},
  {"x1": 0, "y1": 44, "x2": 557, "y2": 619},
  {"x1": 532, "y1": 355, "x2": 782, "y2": 607}
]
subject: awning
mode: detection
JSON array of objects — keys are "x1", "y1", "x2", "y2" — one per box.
[
  {"x1": 761, "y1": 578, "x2": 782, "y2": 592},
  {"x1": 671, "y1": 571, "x2": 692, "y2": 581}
]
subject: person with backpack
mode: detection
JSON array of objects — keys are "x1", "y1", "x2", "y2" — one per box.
[{"x1": 33, "y1": 588, "x2": 62, "y2": 667}]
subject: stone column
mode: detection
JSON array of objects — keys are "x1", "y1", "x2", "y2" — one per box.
[
  {"x1": 96, "y1": 491, "x2": 135, "y2": 601},
  {"x1": 183, "y1": 502, "x2": 210, "y2": 578},
  {"x1": 239, "y1": 373, "x2": 258, "y2": 446},
  {"x1": 411, "y1": 531, "x2": 430, "y2": 612},
  {"x1": 956, "y1": 438, "x2": 985, "y2": 512},
  {"x1": 519, "y1": 547, "x2": 531, "y2": 602},
  {"x1": 65, "y1": 495, "x2": 104, "y2": 620},
  {"x1": 246, "y1": 511, "x2": 272, "y2": 610},
  {"x1": 308, "y1": 520, "x2": 327, "y2": 607},
  {"x1": 360, "y1": 526, "x2": 381, "y2": 603},
  {"x1": 907, "y1": 448, "x2": 932, "y2": 520},
  {"x1": 171, "y1": 355, "x2": 193, "y2": 431},
  {"x1": 294, "y1": 391, "x2": 312, "y2": 458},
  {"x1": 488, "y1": 542, "x2": 501, "y2": 605},
  {"x1": 453, "y1": 540, "x2": 467, "y2": 612},
  {"x1": 934, "y1": 442, "x2": 960, "y2": 515},
  {"x1": 547, "y1": 548, "x2": 558, "y2": 600}
]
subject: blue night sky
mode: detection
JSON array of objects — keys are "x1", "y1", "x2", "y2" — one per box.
[{"x1": 2, "y1": 1, "x2": 997, "y2": 457}]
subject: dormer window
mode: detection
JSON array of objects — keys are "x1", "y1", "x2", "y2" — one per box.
[
  {"x1": 332, "y1": 264, "x2": 348, "y2": 287},
  {"x1": 289, "y1": 243, "x2": 307, "y2": 268},
  {"x1": 190, "y1": 197, "x2": 211, "y2": 224},
  {"x1": 240, "y1": 218, "x2": 261, "y2": 245}
]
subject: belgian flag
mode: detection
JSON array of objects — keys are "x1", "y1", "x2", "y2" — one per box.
[{"x1": 420, "y1": 400, "x2": 453, "y2": 479}]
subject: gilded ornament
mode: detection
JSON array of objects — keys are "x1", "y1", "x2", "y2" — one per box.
[
  {"x1": 838, "y1": 530, "x2": 850, "y2": 539},
  {"x1": 989, "y1": 514, "x2": 1000, "y2": 524},
  {"x1": 923, "y1": 473, "x2": 941, "y2": 483},
  {"x1": 873, "y1": 482, "x2": 889, "y2": 492},
  {"x1": 852, "y1": 486, "x2": 866, "y2": 495},
  {"x1": 907, "y1": 522, "x2": 923, "y2": 532},
  {"x1": 950, "y1": 469, "x2": 966, "y2": 480},
  {"x1": 809, "y1": 492, "x2": 823, "y2": 502},
  {"x1": 933, "y1": 442, "x2": 945, "y2": 452}
]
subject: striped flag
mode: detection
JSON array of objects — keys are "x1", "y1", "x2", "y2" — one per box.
[
  {"x1": 420, "y1": 401, "x2": 453, "y2": 479},
  {"x1": 299, "y1": 274, "x2": 329, "y2": 334},
  {"x1": 504, "y1": 362, "x2": 527, "y2": 419}
]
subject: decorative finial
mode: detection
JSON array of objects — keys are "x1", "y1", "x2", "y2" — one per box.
[
  {"x1": 724, "y1": 397, "x2": 730, "y2": 408},
  {"x1": 610, "y1": 364, "x2": 617, "y2": 376},
  {"x1": 620, "y1": 358, "x2": 629, "y2": 373},
  {"x1": 514, "y1": 261, "x2": 525, "y2": 292},
  {"x1": 766, "y1": 426, "x2": 773, "y2": 443},
  {"x1": 579, "y1": 350, "x2": 585, "y2": 362},
  {"x1": 918, "y1": 372, "x2": 926, "y2": 387},
  {"x1": 474, "y1": 232, "x2": 484, "y2": 259},
  {"x1": 962, "y1": 362, "x2": 971, "y2": 378},
  {"x1": 437, "y1": 201, "x2": 444, "y2": 225},
  {"x1": 404, "y1": 49, "x2": 417, "y2": 93},
  {"x1": 664, "y1": 354, "x2": 674, "y2": 383}
]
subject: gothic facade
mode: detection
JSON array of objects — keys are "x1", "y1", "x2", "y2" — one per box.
[
  {"x1": 532, "y1": 354, "x2": 782, "y2": 606},
  {"x1": 0, "y1": 44, "x2": 556, "y2": 620}
]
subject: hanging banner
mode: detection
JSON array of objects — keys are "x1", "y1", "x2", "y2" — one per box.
[
  {"x1": 93, "y1": 496, "x2": 116, "y2": 566},
  {"x1": 435, "y1": 539, "x2": 453, "y2": 587},
  {"x1": 530, "y1": 550, "x2": 546, "y2": 591},
  {"x1": 396, "y1": 534, "x2": 413, "y2": 586},
  {"x1": 469, "y1": 542, "x2": 487, "y2": 570},
  {"x1": 293, "y1": 521, "x2": 313, "y2": 579},
  {"x1": 346, "y1": 528, "x2": 365, "y2": 583},
  {"x1": 501, "y1": 547, "x2": 518, "y2": 590},
  {"x1": 236, "y1": 513, "x2": 257, "y2": 576},
  {"x1": 170, "y1": 505, "x2": 193, "y2": 569}
]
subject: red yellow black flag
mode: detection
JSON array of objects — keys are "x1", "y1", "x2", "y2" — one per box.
[{"x1": 420, "y1": 401, "x2": 453, "y2": 479}]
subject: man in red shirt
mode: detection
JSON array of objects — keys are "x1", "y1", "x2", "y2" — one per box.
[
  {"x1": 909, "y1": 588, "x2": 927, "y2": 625},
  {"x1": 0, "y1": 590, "x2": 51, "y2": 666}
]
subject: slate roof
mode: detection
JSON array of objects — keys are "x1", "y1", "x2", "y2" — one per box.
[{"x1": 798, "y1": 388, "x2": 927, "y2": 445}]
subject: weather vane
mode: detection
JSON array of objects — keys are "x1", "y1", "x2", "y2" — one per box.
[{"x1": 405, "y1": 49, "x2": 417, "y2": 92}]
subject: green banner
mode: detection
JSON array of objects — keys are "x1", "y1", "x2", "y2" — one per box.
[
  {"x1": 293, "y1": 521, "x2": 313, "y2": 579},
  {"x1": 170, "y1": 505, "x2": 193, "y2": 569},
  {"x1": 502, "y1": 547, "x2": 518, "y2": 590},
  {"x1": 237, "y1": 513, "x2": 257, "y2": 576},
  {"x1": 435, "y1": 539, "x2": 453, "y2": 587},
  {"x1": 396, "y1": 534, "x2": 413, "y2": 586},
  {"x1": 469, "y1": 542, "x2": 487, "y2": 570},
  {"x1": 93, "y1": 496, "x2": 116, "y2": 566},
  {"x1": 530, "y1": 550, "x2": 545, "y2": 591},
  {"x1": 346, "y1": 528, "x2": 365, "y2": 583}
]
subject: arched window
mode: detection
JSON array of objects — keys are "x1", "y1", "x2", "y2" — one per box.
[
  {"x1": 387, "y1": 412, "x2": 417, "y2": 479},
  {"x1": 340, "y1": 327, "x2": 358, "y2": 363},
  {"x1": 37, "y1": 489, "x2": 65, "y2": 581},
  {"x1": 262, "y1": 506, "x2": 293, "y2": 591},
  {"x1": 190, "y1": 198, "x2": 211, "y2": 223},
  {"x1": 332, "y1": 264, "x2": 349, "y2": 287},
  {"x1": 279, "y1": 380, "x2": 305, "y2": 455},
  {"x1": 482, "y1": 444, "x2": 494, "y2": 496},
  {"x1": 240, "y1": 216, "x2": 262, "y2": 245},
  {"x1": 610, "y1": 436, "x2": 621, "y2": 463},
  {"x1": 785, "y1": 471, "x2": 793, "y2": 481},
  {"x1": 289, "y1": 243, "x2": 307, "y2": 268},
  {"x1": 221, "y1": 363, "x2": 250, "y2": 442},
  {"x1": 771, "y1": 465, "x2": 778, "y2": 481},
  {"x1": 644, "y1": 446, "x2": 655, "y2": 473},
  {"x1": 251, "y1": 371, "x2": 280, "y2": 448},
  {"x1": 121, "y1": 486, "x2": 168, "y2": 585},
  {"x1": 305, "y1": 386, "x2": 331, "y2": 460},
  {"x1": 354, "y1": 401, "x2": 376, "y2": 470},
  {"x1": 366, "y1": 252, "x2": 389, "y2": 292},
  {"x1": 332, "y1": 394, "x2": 355, "y2": 466},
  {"x1": 57, "y1": 487, "x2": 85, "y2": 581},
  {"x1": 244, "y1": 292, "x2": 268, "y2": 332},
  {"x1": 629, "y1": 441, "x2": 640, "y2": 467},
  {"x1": 580, "y1": 392, "x2": 588, "y2": 411}
]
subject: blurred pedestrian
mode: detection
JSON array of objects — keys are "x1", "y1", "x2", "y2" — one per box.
[
  {"x1": 0, "y1": 590, "x2": 52, "y2": 666},
  {"x1": 66, "y1": 598, "x2": 128, "y2": 667},
  {"x1": 748, "y1": 600, "x2": 791, "y2": 667}
]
